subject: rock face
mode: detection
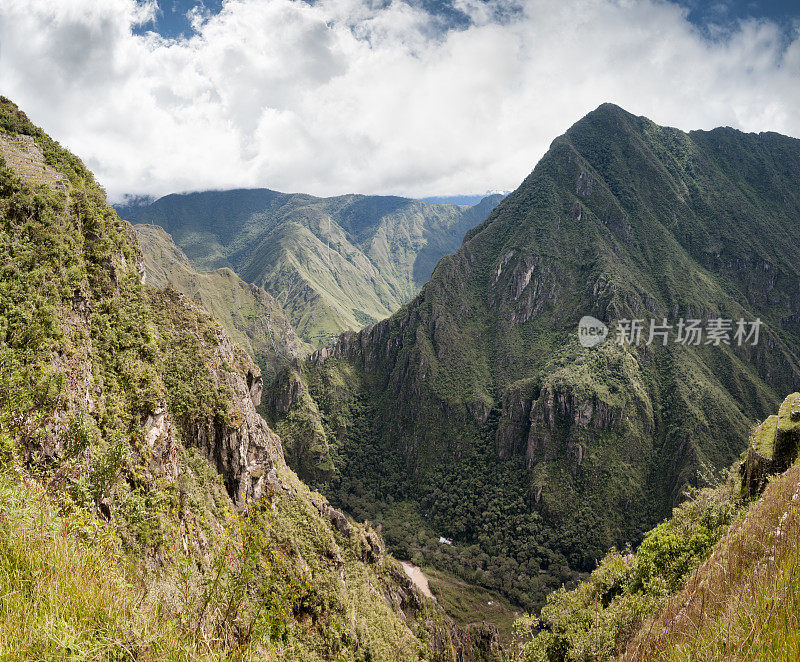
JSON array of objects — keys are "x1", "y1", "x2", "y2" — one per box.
[
  {"x1": 742, "y1": 393, "x2": 800, "y2": 496},
  {"x1": 1, "y1": 95, "x2": 505, "y2": 661},
  {"x1": 263, "y1": 366, "x2": 332, "y2": 484},
  {"x1": 182, "y1": 325, "x2": 285, "y2": 505}
]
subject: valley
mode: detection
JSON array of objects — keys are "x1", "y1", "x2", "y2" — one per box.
[
  {"x1": 265, "y1": 103, "x2": 800, "y2": 614},
  {"x1": 116, "y1": 189, "x2": 502, "y2": 345}
]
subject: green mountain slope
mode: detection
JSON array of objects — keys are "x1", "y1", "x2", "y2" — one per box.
[
  {"x1": 0, "y1": 97, "x2": 498, "y2": 660},
  {"x1": 266, "y1": 104, "x2": 800, "y2": 610},
  {"x1": 134, "y1": 222, "x2": 309, "y2": 386},
  {"x1": 115, "y1": 190, "x2": 502, "y2": 343}
]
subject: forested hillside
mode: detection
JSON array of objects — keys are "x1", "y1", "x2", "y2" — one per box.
[
  {"x1": 268, "y1": 104, "x2": 800, "y2": 610},
  {"x1": 512, "y1": 392, "x2": 800, "y2": 661}
]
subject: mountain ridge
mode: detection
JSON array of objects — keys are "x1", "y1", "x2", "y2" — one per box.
[
  {"x1": 134, "y1": 222, "x2": 309, "y2": 387},
  {"x1": 267, "y1": 102, "x2": 800, "y2": 609},
  {"x1": 115, "y1": 188, "x2": 503, "y2": 343},
  {"x1": 0, "y1": 96, "x2": 498, "y2": 660}
]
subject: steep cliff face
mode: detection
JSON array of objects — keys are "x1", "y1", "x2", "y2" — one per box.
[
  {"x1": 0, "y1": 97, "x2": 498, "y2": 660},
  {"x1": 268, "y1": 104, "x2": 800, "y2": 608}
]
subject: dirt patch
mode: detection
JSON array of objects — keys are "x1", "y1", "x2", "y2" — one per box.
[{"x1": 401, "y1": 561, "x2": 434, "y2": 599}]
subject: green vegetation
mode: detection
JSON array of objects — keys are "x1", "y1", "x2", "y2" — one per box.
[
  {"x1": 623, "y1": 455, "x2": 800, "y2": 661},
  {"x1": 752, "y1": 415, "x2": 778, "y2": 458},
  {"x1": 0, "y1": 96, "x2": 477, "y2": 660},
  {"x1": 424, "y1": 566, "x2": 520, "y2": 645},
  {"x1": 134, "y1": 223, "x2": 309, "y2": 386},
  {"x1": 511, "y1": 393, "x2": 800, "y2": 661},
  {"x1": 511, "y1": 466, "x2": 743, "y2": 661},
  {"x1": 116, "y1": 189, "x2": 501, "y2": 344},
  {"x1": 268, "y1": 103, "x2": 800, "y2": 615}
]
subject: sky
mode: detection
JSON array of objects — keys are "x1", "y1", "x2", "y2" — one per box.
[{"x1": 0, "y1": 0, "x2": 798, "y2": 202}]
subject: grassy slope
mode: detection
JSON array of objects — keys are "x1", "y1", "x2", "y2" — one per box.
[
  {"x1": 0, "y1": 97, "x2": 471, "y2": 661},
  {"x1": 424, "y1": 566, "x2": 520, "y2": 645},
  {"x1": 624, "y1": 461, "x2": 800, "y2": 661},
  {"x1": 134, "y1": 222, "x2": 309, "y2": 386},
  {"x1": 268, "y1": 104, "x2": 800, "y2": 612},
  {"x1": 115, "y1": 191, "x2": 502, "y2": 344}
]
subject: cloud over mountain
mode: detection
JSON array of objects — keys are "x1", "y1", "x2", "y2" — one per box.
[{"x1": 1, "y1": 0, "x2": 798, "y2": 200}]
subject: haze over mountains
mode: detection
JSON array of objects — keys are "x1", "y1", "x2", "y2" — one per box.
[
  {"x1": 267, "y1": 103, "x2": 800, "y2": 609},
  {"x1": 116, "y1": 190, "x2": 503, "y2": 345}
]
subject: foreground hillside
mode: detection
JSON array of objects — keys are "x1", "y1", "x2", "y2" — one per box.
[
  {"x1": 134, "y1": 223, "x2": 309, "y2": 387},
  {"x1": 268, "y1": 104, "x2": 800, "y2": 610},
  {"x1": 512, "y1": 392, "x2": 800, "y2": 661},
  {"x1": 116, "y1": 189, "x2": 501, "y2": 343},
  {"x1": 0, "y1": 97, "x2": 496, "y2": 660}
]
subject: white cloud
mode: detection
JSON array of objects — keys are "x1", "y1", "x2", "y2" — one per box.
[{"x1": 0, "y1": 0, "x2": 798, "y2": 201}]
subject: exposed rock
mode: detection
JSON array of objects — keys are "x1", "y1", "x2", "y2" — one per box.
[
  {"x1": 144, "y1": 404, "x2": 168, "y2": 448},
  {"x1": 742, "y1": 393, "x2": 800, "y2": 497},
  {"x1": 576, "y1": 170, "x2": 594, "y2": 197},
  {"x1": 313, "y1": 497, "x2": 352, "y2": 536}
]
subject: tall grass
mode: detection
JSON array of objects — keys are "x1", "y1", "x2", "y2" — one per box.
[
  {"x1": 622, "y1": 463, "x2": 800, "y2": 661},
  {"x1": 0, "y1": 471, "x2": 151, "y2": 659}
]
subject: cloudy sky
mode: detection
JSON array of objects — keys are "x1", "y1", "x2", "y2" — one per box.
[{"x1": 1, "y1": 0, "x2": 799, "y2": 202}]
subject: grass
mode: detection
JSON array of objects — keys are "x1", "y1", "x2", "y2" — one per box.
[
  {"x1": 0, "y1": 471, "x2": 171, "y2": 660},
  {"x1": 777, "y1": 392, "x2": 800, "y2": 435},
  {"x1": 0, "y1": 96, "x2": 469, "y2": 661},
  {"x1": 424, "y1": 566, "x2": 520, "y2": 644},
  {"x1": 752, "y1": 415, "x2": 778, "y2": 459},
  {"x1": 622, "y1": 462, "x2": 800, "y2": 661}
]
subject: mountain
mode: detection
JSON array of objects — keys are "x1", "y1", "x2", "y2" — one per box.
[
  {"x1": 134, "y1": 222, "x2": 309, "y2": 387},
  {"x1": 0, "y1": 98, "x2": 499, "y2": 659},
  {"x1": 266, "y1": 104, "x2": 800, "y2": 609},
  {"x1": 115, "y1": 190, "x2": 503, "y2": 344},
  {"x1": 422, "y1": 194, "x2": 508, "y2": 206}
]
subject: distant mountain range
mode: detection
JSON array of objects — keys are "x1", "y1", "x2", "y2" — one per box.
[
  {"x1": 421, "y1": 193, "x2": 509, "y2": 206},
  {"x1": 116, "y1": 190, "x2": 503, "y2": 344}
]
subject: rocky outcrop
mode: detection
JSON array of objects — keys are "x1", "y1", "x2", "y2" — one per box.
[
  {"x1": 742, "y1": 393, "x2": 800, "y2": 497},
  {"x1": 312, "y1": 497, "x2": 352, "y2": 536},
  {"x1": 181, "y1": 319, "x2": 285, "y2": 506}
]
